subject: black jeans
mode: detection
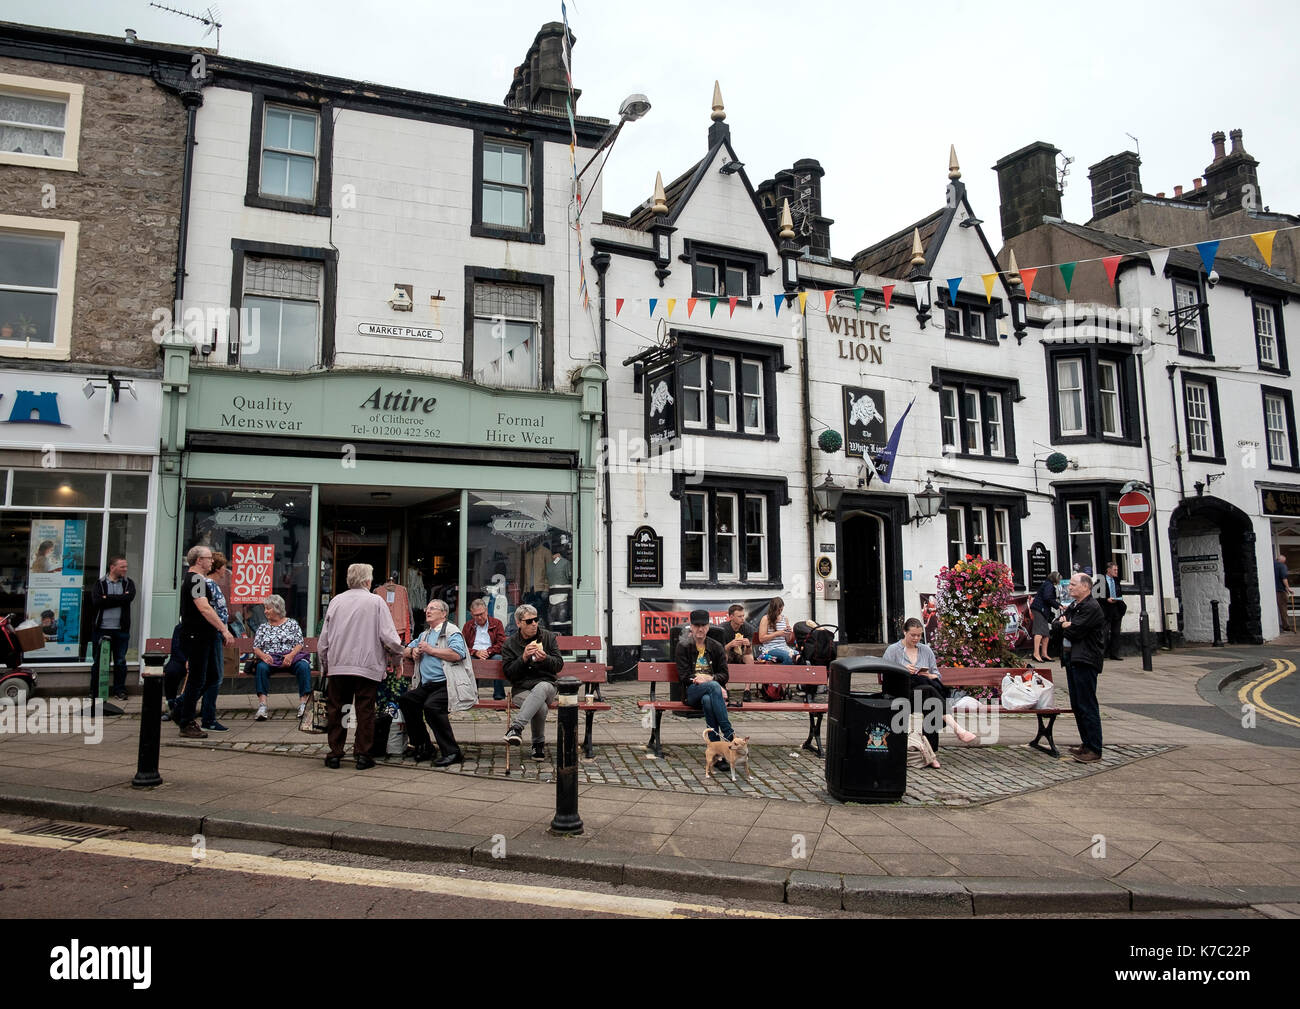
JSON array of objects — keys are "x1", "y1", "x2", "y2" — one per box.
[
  {"x1": 1101, "y1": 602, "x2": 1124, "y2": 657},
  {"x1": 399, "y1": 679, "x2": 459, "y2": 756},
  {"x1": 176, "y1": 633, "x2": 217, "y2": 727},
  {"x1": 1067, "y1": 660, "x2": 1103, "y2": 755},
  {"x1": 906, "y1": 673, "x2": 952, "y2": 753},
  {"x1": 326, "y1": 676, "x2": 377, "y2": 758}
]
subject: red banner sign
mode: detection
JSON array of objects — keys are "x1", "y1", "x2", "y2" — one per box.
[{"x1": 230, "y1": 543, "x2": 274, "y2": 604}]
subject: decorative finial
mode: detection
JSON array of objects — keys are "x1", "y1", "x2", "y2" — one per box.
[
  {"x1": 1007, "y1": 249, "x2": 1022, "y2": 285},
  {"x1": 779, "y1": 198, "x2": 795, "y2": 240},
  {"x1": 948, "y1": 144, "x2": 961, "y2": 180},
  {"x1": 910, "y1": 228, "x2": 926, "y2": 268},
  {"x1": 711, "y1": 81, "x2": 726, "y2": 122},
  {"x1": 652, "y1": 172, "x2": 668, "y2": 216}
]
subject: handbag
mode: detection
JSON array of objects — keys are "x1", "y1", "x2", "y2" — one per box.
[
  {"x1": 431, "y1": 624, "x2": 477, "y2": 712},
  {"x1": 243, "y1": 655, "x2": 258, "y2": 677},
  {"x1": 385, "y1": 708, "x2": 407, "y2": 756},
  {"x1": 1000, "y1": 671, "x2": 1055, "y2": 711},
  {"x1": 300, "y1": 670, "x2": 329, "y2": 733}
]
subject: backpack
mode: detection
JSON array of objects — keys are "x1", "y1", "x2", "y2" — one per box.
[{"x1": 797, "y1": 622, "x2": 838, "y2": 667}]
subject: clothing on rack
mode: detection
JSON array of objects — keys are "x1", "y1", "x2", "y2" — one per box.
[{"x1": 405, "y1": 566, "x2": 428, "y2": 611}]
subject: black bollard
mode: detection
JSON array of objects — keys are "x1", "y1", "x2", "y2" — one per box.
[
  {"x1": 1210, "y1": 599, "x2": 1224, "y2": 647},
  {"x1": 1139, "y1": 608, "x2": 1154, "y2": 671},
  {"x1": 548, "y1": 676, "x2": 583, "y2": 836},
  {"x1": 132, "y1": 651, "x2": 167, "y2": 788}
]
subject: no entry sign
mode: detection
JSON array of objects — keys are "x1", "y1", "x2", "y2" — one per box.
[
  {"x1": 231, "y1": 543, "x2": 274, "y2": 603},
  {"x1": 1117, "y1": 490, "x2": 1153, "y2": 528}
]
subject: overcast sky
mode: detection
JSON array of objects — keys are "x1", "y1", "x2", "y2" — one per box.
[{"x1": 9, "y1": 0, "x2": 1299, "y2": 259}]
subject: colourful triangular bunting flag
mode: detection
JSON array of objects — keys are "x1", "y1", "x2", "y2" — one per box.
[
  {"x1": 615, "y1": 298, "x2": 624, "y2": 317},
  {"x1": 649, "y1": 298, "x2": 658, "y2": 317},
  {"x1": 1253, "y1": 231, "x2": 1277, "y2": 268},
  {"x1": 1102, "y1": 255, "x2": 1122, "y2": 287},
  {"x1": 798, "y1": 292, "x2": 808, "y2": 314},
  {"x1": 946, "y1": 278, "x2": 962, "y2": 304},
  {"x1": 687, "y1": 298, "x2": 697, "y2": 318},
  {"x1": 667, "y1": 298, "x2": 676, "y2": 319},
  {"x1": 1147, "y1": 249, "x2": 1169, "y2": 278},
  {"x1": 1196, "y1": 240, "x2": 1220, "y2": 274},
  {"x1": 728, "y1": 296, "x2": 738, "y2": 317},
  {"x1": 981, "y1": 273, "x2": 997, "y2": 304},
  {"x1": 1019, "y1": 267, "x2": 1038, "y2": 299},
  {"x1": 709, "y1": 297, "x2": 718, "y2": 317},
  {"x1": 1059, "y1": 262, "x2": 1076, "y2": 292},
  {"x1": 853, "y1": 288, "x2": 864, "y2": 311},
  {"x1": 881, "y1": 284, "x2": 894, "y2": 310},
  {"x1": 824, "y1": 290, "x2": 835, "y2": 314},
  {"x1": 772, "y1": 294, "x2": 782, "y2": 317}
]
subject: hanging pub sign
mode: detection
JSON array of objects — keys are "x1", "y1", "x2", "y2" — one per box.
[
  {"x1": 1262, "y1": 488, "x2": 1300, "y2": 517},
  {"x1": 1028, "y1": 542, "x2": 1051, "y2": 587},
  {"x1": 627, "y1": 525, "x2": 663, "y2": 587},
  {"x1": 644, "y1": 364, "x2": 678, "y2": 454},
  {"x1": 842, "y1": 386, "x2": 887, "y2": 459}
]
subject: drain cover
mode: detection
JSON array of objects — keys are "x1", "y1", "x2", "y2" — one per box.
[{"x1": 16, "y1": 820, "x2": 124, "y2": 841}]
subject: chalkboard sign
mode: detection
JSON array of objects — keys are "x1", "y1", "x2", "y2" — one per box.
[
  {"x1": 1028, "y1": 542, "x2": 1051, "y2": 587},
  {"x1": 628, "y1": 525, "x2": 663, "y2": 586}
]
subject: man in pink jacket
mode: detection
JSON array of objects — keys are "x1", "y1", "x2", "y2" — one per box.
[{"x1": 318, "y1": 563, "x2": 403, "y2": 770}]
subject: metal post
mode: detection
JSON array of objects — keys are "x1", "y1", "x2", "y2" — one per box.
[
  {"x1": 1210, "y1": 599, "x2": 1224, "y2": 647},
  {"x1": 133, "y1": 651, "x2": 166, "y2": 788},
  {"x1": 1139, "y1": 607, "x2": 1153, "y2": 671},
  {"x1": 549, "y1": 676, "x2": 583, "y2": 836},
  {"x1": 91, "y1": 636, "x2": 124, "y2": 717}
]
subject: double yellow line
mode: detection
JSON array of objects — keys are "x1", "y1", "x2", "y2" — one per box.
[{"x1": 1238, "y1": 659, "x2": 1300, "y2": 730}]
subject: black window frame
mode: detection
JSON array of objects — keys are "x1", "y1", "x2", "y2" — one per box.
[
  {"x1": 672, "y1": 331, "x2": 782, "y2": 441},
  {"x1": 471, "y1": 130, "x2": 545, "y2": 245},
  {"x1": 1261, "y1": 384, "x2": 1299, "y2": 472},
  {"x1": 1181, "y1": 372, "x2": 1225, "y2": 464},
  {"x1": 930, "y1": 367, "x2": 1020, "y2": 463},
  {"x1": 1052, "y1": 481, "x2": 1153, "y2": 594},
  {"x1": 938, "y1": 288, "x2": 1001, "y2": 346},
  {"x1": 227, "y1": 238, "x2": 338, "y2": 368},
  {"x1": 245, "y1": 88, "x2": 333, "y2": 217},
  {"x1": 671, "y1": 473, "x2": 787, "y2": 589},
  {"x1": 1251, "y1": 295, "x2": 1290, "y2": 375},
  {"x1": 681, "y1": 239, "x2": 769, "y2": 307},
  {"x1": 463, "y1": 266, "x2": 555, "y2": 389},
  {"x1": 941, "y1": 491, "x2": 1027, "y2": 589},
  {"x1": 1044, "y1": 346, "x2": 1142, "y2": 446},
  {"x1": 1170, "y1": 272, "x2": 1213, "y2": 360}
]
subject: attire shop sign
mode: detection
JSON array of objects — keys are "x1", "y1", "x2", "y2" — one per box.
[
  {"x1": 230, "y1": 544, "x2": 274, "y2": 604},
  {"x1": 842, "y1": 387, "x2": 887, "y2": 459}
]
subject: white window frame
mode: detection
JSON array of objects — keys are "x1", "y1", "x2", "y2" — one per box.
[
  {"x1": 743, "y1": 494, "x2": 767, "y2": 581},
  {"x1": 940, "y1": 386, "x2": 958, "y2": 451},
  {"x1": 1056, "y1": 358, "x2": 1086, "y2": 436},
  {"x1": 692, "y1": 261, "x2": 748, "y2": 300},
  {"x1": 471, "y1": 282, "x2": 542, "y2": 389},
  {"x1": 992, "y1": 508, "x2": 1011, "y2": 567},
  {"x1": 947, "y1": 505, "x2": 966, "y2": 563},
  {"x1": 0, "y1": 73, "x2": 82, "y2": 172},
  {"x1": 962, "y1": 388, "x2": 983, "y2": 455},
  {"x1": 711, "y1": 357, "x2": 736, "y2": 433},
  {"x1": 481, "y1": 138, "x2": 531, "y2": 231},
  {"x1": 259, "y1": 104, "x2": 320, "y2": 203},
  {"x1": 1175, "y1": 282, "x2": 1203, "y2": 354},
  {"x1": 1265, "y1": 394, "x2": 1291, "y2": 466},
  {"x1": 969, "y1": 507, "x2": 988, "y2": 558},
  {"x1": 0, "y1": 214, "x2": 79, "y2": 362},
  {"x1": 1107, "y1": 501, "x2": 1132, "y2": 584},
  {"x1": 240, "y1": 256, "x2": 324, "y2": 372},
  {"x1": 741, "y1": 359, "x2": 764, "y2": 436},
  {"x1": 683, "y1": 491, "x2": 708, "y2": 580},
  {"x1": 714, "y1": 492, "x2": 739, "y2": 580},
  {"x1": 1256, "y1": 302, "x2": 1279, "y2": 368},
  {"x1": 680, "y1": 355, "x2": 706, "y2": 430},
  {"x1": 967, "y1": 311, "x2": 983, "y2": 342},
  {"x1": 1185, "y1": 381, "x2": 1213, "y2": 456},
  {"x1": 985, "y1": 392, "x2": 1004, "y2": 457},
  {"x1": 1098, "y1": 360, "x2": 1122, "y2": 437},
  {"x1": 1067, "y1": 500, "x2": 1094, "y2": 572}
]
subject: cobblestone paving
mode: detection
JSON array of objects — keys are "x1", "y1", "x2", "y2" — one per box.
[{"x1": 168, "y1": 736, "x2": 1174, "y2": 807}]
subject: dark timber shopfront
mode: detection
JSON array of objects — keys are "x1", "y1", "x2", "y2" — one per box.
[{"x1": 149, "y1": 344, "x2": 605, "y2": 645}]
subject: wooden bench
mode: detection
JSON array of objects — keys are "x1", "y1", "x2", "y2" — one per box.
[
  {"x1": 637, "y1": 662, "x2": 830, "y2": 758},
  {"x1": 932, "y1": 666, "x2": 1073, "y2": 758},
  {"x1": 470, "y1": 659, "x2": 609, "y2": 758},
  {"x1": 144, "y1": 636, "x2": 319, "y2": 668}
]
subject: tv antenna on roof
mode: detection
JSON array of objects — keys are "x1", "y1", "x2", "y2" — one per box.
[
  {"x1": 149, "y1": 3, "x2": 223, "y2": 50},
  {"x1": 1057, "y1": 153, "x2": 1075, "y2": 196}
]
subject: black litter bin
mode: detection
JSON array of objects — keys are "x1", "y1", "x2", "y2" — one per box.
[{"x1": 825, "y1": 656, "x2": 908, "y2": 803}]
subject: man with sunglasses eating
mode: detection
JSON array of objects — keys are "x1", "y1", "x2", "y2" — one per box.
[{"x1": 501, "y1": 603, "x2": 564, "y2": 760}]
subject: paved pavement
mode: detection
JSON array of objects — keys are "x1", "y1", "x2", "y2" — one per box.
[{"x1": 2, "y1": 645, "x2": 1299, "y2": 914}]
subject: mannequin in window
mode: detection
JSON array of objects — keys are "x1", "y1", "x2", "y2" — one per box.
[{"x1": 546, "y1": 540, "x2": 573, "y2": 633}]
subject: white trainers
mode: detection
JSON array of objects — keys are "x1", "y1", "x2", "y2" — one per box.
[
  {"x1": 256, "y1": 704, "x2": 269, "y2": 721},
  {"x1": 297, "y1": 702, "x2": 306, "y2": 718}
]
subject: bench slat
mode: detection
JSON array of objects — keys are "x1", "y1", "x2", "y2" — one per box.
[{"x1": 637, "y1": 661, "x2": 827, "y2": 685}]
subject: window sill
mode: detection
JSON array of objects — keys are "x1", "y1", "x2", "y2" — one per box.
[
  {"x1": 1187, "y1": 454, "x2": 1227, "y2": 465},
  {"x1": 245, "y1": 192, "x2": 330, "y2": 217},
  {"x1": 471, "y1": 223, "x2": 545, "y2": 245},
  {"x1": 0, "y1": 151, "x2": 78, "y2": 172},
  {"x1": 682, "y1": 428, "x2": 777, "y2": 442},
  {"x1": 1051, "y1": 434, "x2": 1142, "y2": 448},
  {"x1": 1259, "y1": 365, "x2": 1291, "y2": 377},
  {"x1": 953, "y1": 453, "x2": 1019, "y2": 464},
  {"x1": 690, "y1": 295, "x2": 754, "y2": 307},
  {"x1": 680, "y1": 580, "x2": 784, "y2": 591},
  {"x1": 944, "y1": 333, "x2": 999, "y2": 346},
  {"x1": 0, "y1": 343, "x2": 68, "y2": 361},
  {"x1": 1267, "y1": 462, "x2": 1300, "y2": 473},
  {"x1": 1177, "y1": 348, "x2": 1215, "y2": 362}
]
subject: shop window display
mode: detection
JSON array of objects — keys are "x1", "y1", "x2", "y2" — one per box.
[{"x1": 467, "y1": 492, "x2": 573, "y2": 635}]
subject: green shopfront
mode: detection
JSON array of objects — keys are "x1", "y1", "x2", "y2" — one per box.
[{"x1": 149, "y1": 344, "x2": 606, "y2": 647}]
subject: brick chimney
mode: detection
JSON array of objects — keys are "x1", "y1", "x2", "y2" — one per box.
[
  {"x1": 1174, "y1": 185, "x2": 1183, "y2": 197},
  {"x1": 756, "y1": 158, "x2": 834, "y2": 260},
  {"x1": 1087, "y1": 150, "x2": 1142, "y2": 220},
  {"x1": 1204, "y1": 127, "x2": 1260, "y2": 219},
  {"x1": 994, "y1": 141, "x2": 1063, "y2": 240},
  {"x1": 503, "y1": 23, "x2": 576, "y2": 114}
]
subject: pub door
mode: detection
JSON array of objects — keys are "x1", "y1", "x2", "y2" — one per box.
[{"x1": 840, "y1": 512, "x2": 885, "y2": 643}]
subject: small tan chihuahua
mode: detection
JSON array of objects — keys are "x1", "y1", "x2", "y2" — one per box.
[{"x1": 703, "y1": 730, "x2": 751, "y2": 782}]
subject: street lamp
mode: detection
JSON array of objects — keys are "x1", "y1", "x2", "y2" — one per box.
[
  {"x1": 1007, "y1": 249, "x2": 1028, "y2": 344},
  {"x1": 907, "y1": 227, "x2": 932, "y2": 328},
  {"x1": 812, "y1": 471, "x2": 843, "y2": 519},
  {"x1": 905, "y1": 479, "x2": 942, "y2": 525},
  {"x1": 577, "y1": 92, "x2": 652, "y2": 179}
]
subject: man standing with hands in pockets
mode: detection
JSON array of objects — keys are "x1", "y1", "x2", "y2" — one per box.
[{"x1": 1059, "y1": 572, "x2": 1107, "y2": 763}]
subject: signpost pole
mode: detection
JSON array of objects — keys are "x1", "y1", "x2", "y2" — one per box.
[{"x1": 1118, "y1": 491, "x2": 1155, "y2": 672}]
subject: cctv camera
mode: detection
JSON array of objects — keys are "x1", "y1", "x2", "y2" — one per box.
[{"x1": 1207, "y1": 270, "x2": 1219, "y2": 288}]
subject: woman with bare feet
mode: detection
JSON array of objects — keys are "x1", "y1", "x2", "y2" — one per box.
[{"x1": 882, "y1": 617, "x2": 977, "y2": 768}]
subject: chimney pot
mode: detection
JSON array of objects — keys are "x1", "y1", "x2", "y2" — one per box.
[
  {"x1": 1174, "y1": 185, "x2": 1184, "y2": 197},
  {"x1": 1230, "y1": 128, "x2": 1244, "y2": 153},
  {"x1": 1156, "y1": 192, "x2": 1166, "y2": 199},
  {"x1": 1211, "y1": 130, "x2": 1227, "y2": 160},
  {"x1": 1194, "y1": 177, "x2": 1203, "y2": 190}
]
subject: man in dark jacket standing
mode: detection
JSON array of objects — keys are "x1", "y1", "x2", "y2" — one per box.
[
  {"x1": 501, "y1": 603, "x2": 563, "y2": 759},
  {"x1": 89, "y1": 555, "x2": 136, "y2": 701},
  {"x1": 1099, "y1": 561, "x2": 1126, "y2": 660},
  {"x1": 1060, "y1": 572, "x2": 1107, "y2": 763},
  {"x1": 675, "y1": 609, "x2": 734, "y2": 747}
]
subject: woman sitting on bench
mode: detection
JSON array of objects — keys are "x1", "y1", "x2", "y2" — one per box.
[
  {"x1": 755, "y1": 597, "x2": 797, "y2": 663},
  {"x1": 882, "y1": 617, "x2": 976, "y2": 767}
]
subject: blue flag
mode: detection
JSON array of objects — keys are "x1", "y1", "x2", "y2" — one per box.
[
  {"x1": 1196, "y1": 240, "x2": 1220, "y2": 275},
  {"x1": 876, "y1": 397, "x2": 915, "y2": 484}
]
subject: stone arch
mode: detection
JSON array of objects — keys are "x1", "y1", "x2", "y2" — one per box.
[{"x1": 1168, "y1": 495, "x2": 1262, "y2": 644}]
